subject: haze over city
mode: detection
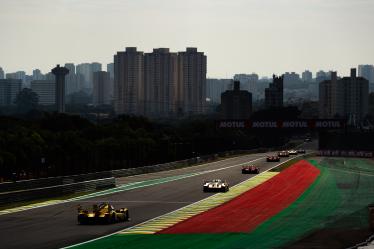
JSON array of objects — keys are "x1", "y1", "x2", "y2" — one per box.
[
  {"x1": 2, "y1": 1, "x2": 374, "y2": 249},
  {"x1": 1, "y1": 0, "x2": 373, "y2": 77}
]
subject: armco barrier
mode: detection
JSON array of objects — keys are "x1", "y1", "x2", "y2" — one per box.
[
  {"x1": 110, "y1": 149, "x2": 264, "y2": 178},
  {"x1": 0, "y1": 177, "x2": 115, "y2": 206},
  {"x1": 0, "y1": 148, "x2": 270, "y2": 206},
  {"x1": 0, "y1": 171, "x2": 112, "y2": 193},
  {"x1": 317, "y1": 150, "x2": 374, "y2": 158}
]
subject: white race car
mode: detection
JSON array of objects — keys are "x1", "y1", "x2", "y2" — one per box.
[
  {"x1": 278, "y1": 151, "x2": 290, "y2": 157},
  {"x1": 288, "y1": 150, "x2": 298, "y2": 155},
  {"x1": 203, "y1": 179, "x2": 229, "y2": 192}
]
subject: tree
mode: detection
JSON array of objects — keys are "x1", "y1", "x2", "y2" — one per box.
[{"x1": 15, "y1": 88, "x2": 39, "y2": 113}]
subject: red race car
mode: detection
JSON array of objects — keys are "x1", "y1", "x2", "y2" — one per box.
[
  {"x1": 242, "y1": 165, "x2": 260, "y2": 174},
  {"x1": 297, "y1": 149, "x2": 306, "y2": 154},
  {"x1": 267, "y1": 155, "x2": 280, "y2": 162}
]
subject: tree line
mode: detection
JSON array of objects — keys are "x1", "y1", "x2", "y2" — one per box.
[{"x1": 0, "y1": 107, "x2": 302, "y2": 182}]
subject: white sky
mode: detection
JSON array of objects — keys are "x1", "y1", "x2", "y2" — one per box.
[{"x1": 0, "y1": 0, "x2": 373, "y2": 78}]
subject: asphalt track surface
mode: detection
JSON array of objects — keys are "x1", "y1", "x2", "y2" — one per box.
[{"x1": 0, "y1": 143, "x2": 315, "y2": 249}]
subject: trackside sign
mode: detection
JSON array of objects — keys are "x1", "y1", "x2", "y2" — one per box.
[
  {"x1": 217, "y1": 120, "x2": 346, "y2": 129},
  {"x1": 218, "y1": 121, "x2": 249, "y2": 128},
  {"x1": 252, "y1": 121, "x2": 277, "y2": 128}
]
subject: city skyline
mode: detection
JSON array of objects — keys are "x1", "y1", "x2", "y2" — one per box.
[
  {"x1": 1, "y1": 60, "x2": 373, "y2": 81},
  {"x1": 1, "y1": 0, "x2": 373, "y2": 77}
]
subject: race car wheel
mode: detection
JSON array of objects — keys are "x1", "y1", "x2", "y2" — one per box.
[
  {"x1": 111, "y1": 214, "x2": 117, "y2": 223},
  {"x1": 125, "y1": 210, "x2": 130, "y2": 221},
  {"x1": 105, "y1": 215, "x2": 112, "y2": 224}
]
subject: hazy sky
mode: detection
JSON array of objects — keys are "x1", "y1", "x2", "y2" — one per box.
[{"x1": 0, "y1": 0, "x2": 373, "y2": 78}]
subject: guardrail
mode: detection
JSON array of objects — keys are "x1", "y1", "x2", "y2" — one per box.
[
  {"x1": 0, "y1": 171, "x2": 112, "y2": 194},
  {"x1": 111, "y1": 149, "x2": 267, "y2": 178},
  {"x1": 0, "y1": 177, "x2": 115, "y2": 206},
  {"x1": 1, "y1": 149, "x2": 263, "y2": 191},
  {"x1": 0, "y1": 147, "x2": 281, "y2": 206},
  {"x1": 317, "y1": 150, "x2": 374, "y2": 158}
]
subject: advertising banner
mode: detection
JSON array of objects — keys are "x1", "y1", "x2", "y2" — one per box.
[{"x1": 217, "y1": 119, "x2": 346, "y2": 129}]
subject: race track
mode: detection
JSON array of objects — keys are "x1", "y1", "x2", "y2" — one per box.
[{"x1": 0, "y1": 149, "x2": 308, "y2": 249}]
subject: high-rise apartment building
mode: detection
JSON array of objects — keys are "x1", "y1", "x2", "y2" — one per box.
[
  {"x1": 358, "y1": 65, "x2": 374, "y2": 84},
  {"x1": 144, "y1": 48, "x2": 178, "y2": 117},
  {"x1": 340, "y1": 69, "x2": 369, "y2": 122},
  {"x1": 206, "y1": 78, "x2": 232, "y2": 104},
  {"x1": 91, "y1": 63, "x2": 102, "y2": 92},
  {"x1": 76, "y1": 63, "x2": 101, "y2": 91},
  {"x1": 319, "y1": 72, "x2": 336, "y2": 119},
  {"x1": 113, "y1": 47, "x2": 207, "y2": 117},
  {"x1": 76, "y1": 63, "x2": 90, "y2": 90},
  {"x1": 45, "y1": 72, "x2": 55, "y2": 81},
  {"x1": 0, "y1": 79, "x2": 22, "y2": 106},
  {"x1": 32, "y1": 69, "x2": 45, "y2": 81},
  {"x1": 31, "y1": 80, "x2": 55, "y2": 105},
  {"x1": 316, "y1": 70, "x2": 333, "y2": 83},
  {"x1": 107, "y1": 63, "x2": 114, "y2": 79},
  {"x1": 265, "y1": 75, "x2": 283, "y2": 109},
  {"x1": 91, "y1": 63, "x2": 101, "y2": 71},
  {"x1": 302, "y1": 70, "x2": 313, "y2": 82},
  {"x1": 319, "y1": 69, "x2": 369, "y2": 122},
  {"x1": 114, "y1": 47, "x2": 145, "y2": 115},
  {"x1": 283, "y1": 72, "x2": 301, "y2": 88},
  {"x1": 233, "y1": 74, "x2": 258, "y2": 94},
  {"x1": 51, "y1": 65, "x2": 69, "y2": 113},
  {"x1": 221, "y1": 81, "x2": 252, "y2": 119},
  {"x1": 106, "y1": 63, "x2": 115, "y2": 106},
  {"x1": 6, "y1": 71, "x2": 26, "y2": 86},
  {"x1": 0, "y1": 67, "x2": 5, "y2": 79},
  {"x1": 64, "y1": 63, "x2": 79, "y2": 95},
  {"x1": 93, "y1": 71, "x2": 112, "y2": 105},
  {"x1": 177, "y1": 47, "x2": 207, "y2": 115}
]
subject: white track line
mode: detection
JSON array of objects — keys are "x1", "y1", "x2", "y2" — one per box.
[
  {"x1": 74, "y1": 200, "x2": 194, "y2": 204},
  {"x1": 119, "y1": 152, "x2": 269, "y2": 180}
]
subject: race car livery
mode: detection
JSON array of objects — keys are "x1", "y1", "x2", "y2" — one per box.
[
  {"x1": 77, "y1": 202, "x2": 129, "y2": 224},
  {"x1": 288, "y1": 150, "x2": 298, "y2": 155},
  {"x1": 278, "y1": 151, "x2": 290, "y2": 157},
  {"x1": 203, "y1": 179, "x2": 229, "y2": 192},
  {"x1": 267, "y1": 155, "x2": 280, "y2": 162},
  {"x1": 242, "y1": 165, "x2": 260, "y2": 174}
]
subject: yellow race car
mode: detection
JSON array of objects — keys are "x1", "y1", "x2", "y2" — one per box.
[{"x1": 77, "y1": 202, "x2": 129, "y2": 224}]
